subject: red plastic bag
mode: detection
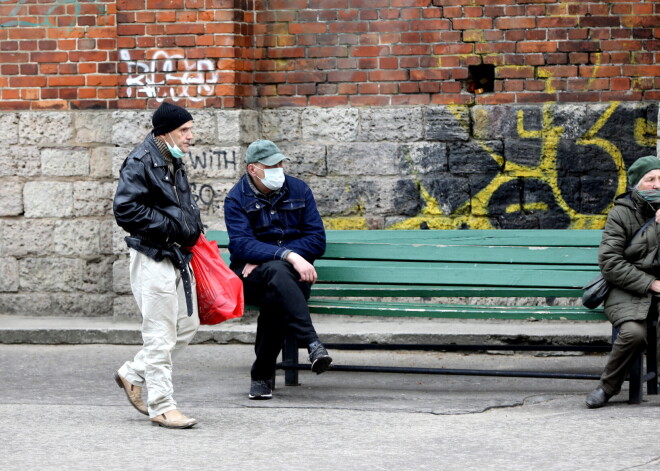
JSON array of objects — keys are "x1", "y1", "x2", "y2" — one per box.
[{"x1": 190, "y1": 234, "x2": 244, "y2": 325}]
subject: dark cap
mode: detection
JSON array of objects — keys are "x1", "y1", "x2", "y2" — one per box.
[
  {"x1": 627, "y1": 155, "x2": 660, "y2": 188},
  {"x1": 152, "y1": 101, "x2": 193, "y2": 136}
]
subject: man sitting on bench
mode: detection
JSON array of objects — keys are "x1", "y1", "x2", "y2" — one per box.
[{"x1": 224, "y1": 139, "x2": 333, "y2": 400}]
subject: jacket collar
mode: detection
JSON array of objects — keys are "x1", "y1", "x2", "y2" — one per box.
[{"x1": 146, "y1": 133, "x2": 183, "y2": 170}]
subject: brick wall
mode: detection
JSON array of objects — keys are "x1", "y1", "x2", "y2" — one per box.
[{"x1": 1, "y1": 0, "x2": 658, "y2": 110}]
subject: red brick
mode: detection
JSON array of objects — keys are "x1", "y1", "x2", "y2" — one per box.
[
  {"x1": 352, "y1": 46, "x2": 389, "y2": 57},
  {"x1": 451, "y1": 18, "x2": 492, "y2": 30},
  {"x1": 579, "y1": 65, "x2": 622, "y2": 78},
  {"x1": 350, "y1": 95, "x2": 391, "y2": 106},
  {"x1": 495, "y1": 17, "x2": 536, "y2": 30},
  {"x1": 309, "y1": 96, "x2": 349, "y2": 107},
  {"x1": 538, "y1": 65, "x2": 578, "y2": 77},
  {"x1": 393, "y1": 94, "x2": 431, "y2": 105},
  {"x1": 369, "y1": 70, "x2": 408, "y2": 81}
]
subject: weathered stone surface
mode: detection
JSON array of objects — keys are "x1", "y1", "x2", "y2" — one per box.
[
  {"x1": 425, "y1": 106, "x2": 470, "y2": 141},
  {"x1": 111, "y1": 111, "x2": 151, "y2": 146},
  {"x1": 41, "y1": 148, "x2": 90, "y2": 176},
  {"x1": 0, "y1": 113, "x2": 19, "y2": 145},
  {"x1": 215, "y1": 109, "x2": 259, "y2": 145},
  {"x1": 23, "y1": 182, "x2": 73, "y2": 218},
  {"x1": 18, "y1": 112, "x2": 74, "y2": 145},
  {"x1": 308, "y1": 177, "x2": 354, "y2": 215},
  {"x1": 19, "y1": 258, "x2": 82, "y2": 292},
  {"x1": 359, "y1": 107, "x2": 424, "y2": 142},
  {"x1": 279, "y1": 143, "x2": 327, "y2": 176},
  {"x1": 312, "y1": 176, "x2": 418, "y2": 216},
  {"x1": 73, "y1": 112, "x2": 115, "y2": 145},
  {"x1": 51, "y1": 293, "x2": 114, "y2": 317},
  {"x1": 112, "y1": 226, "x2": 130, "y2": 256},
  {"x1": 553, "y1": 104, "x2": 589, "y2": 140},
  {"x1": 111, "y1": 147, "x2": 131, "y2": 178},
  {"x1": 302, "y1": 108, "x2": 359, "y2": 141},
  {"x1": 0, "y1": 258, "x2": 18, "y2": 292},
  {"x1": 327, "y1": 142, "x2": 400, "y2": 176},
  {"x1": 53, "y1": 220, "x2": 101, "y2": 256},
  {"x1": 186, "y1": 146, "x2": 242, "y2": 179},
  {"x1": 112, "y1": 257, "x2": 131, "y2": 294},
  {"x1": 504, "y1": 139, "x2": 543, "y2": 168},
  {"x1": 99, "y1": 220, "x2": 116, "y2": 256},
  {"x1": 400, "y1": 143, "x2": 448, "y2": 175},
  {"x1": 113, "y1": 295, "x2": 141, "y2": 320},
  {"x1": 81, "y1": 257, "x2": 114, "y2": 294},
  {"x1": 73, "y1": 182, "x2": 115, "y2": 217},
  {"x1": 0, "y1": 146, "x2": 41, "y2": 177},
  {"x1": 421, "y1": 174, "x2": 471, "y2": 215},
  {"x1": 0, "y1": 181, "x2": 23, "y2": 217},
  {"x1": 189, "y1": 110, "x2": 215, "y2": 145},
  {"x1": 3, "y1": 220, "x2": 56, "y2": 257},
  {"x1": 185, "y1": 180, "x2": 235, "y2": 228},
  {"x1": 448, "y1": 140, "x2": 503, "y2": 174},
  {"x1": 262, "y1": 109, "x2": 302, "y2": 142},
  {"x1": 89, "y1": 147, "x2": 114, "y2": 178},
  {"x1": 0, "y1": 293, "x2": 52, "y2": 315}
]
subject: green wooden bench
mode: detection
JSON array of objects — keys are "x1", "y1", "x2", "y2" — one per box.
[{"x1": 206, "y1": 229, "x2": 658, "y2": 403}]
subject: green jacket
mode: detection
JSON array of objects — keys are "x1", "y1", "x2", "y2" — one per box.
[{"x1": 600, "y1": 191, "x2": 659, "y2": 326}]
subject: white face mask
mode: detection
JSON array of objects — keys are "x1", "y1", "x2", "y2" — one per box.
[
  {"x1": 259, "y1": 167, "x2": 285, "y2": 191},
  {"x1": 166, "y1": 133, "x2": 186, "y2": 159}
]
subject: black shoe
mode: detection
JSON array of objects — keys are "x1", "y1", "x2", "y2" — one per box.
[
  {"x1": 249, "y1": 379, "x2": 273, "y2": 400},
  {"x1": 585, "y1": 386, "x2": 612, "y2": 409},
  {"x1": 308, "y1": 341, "x2": 333, "y2": 375}
]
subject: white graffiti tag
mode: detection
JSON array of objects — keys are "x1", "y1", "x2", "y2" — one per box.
[{"x1": 120, "y1": 49, "x2": 219, "y2": 103}]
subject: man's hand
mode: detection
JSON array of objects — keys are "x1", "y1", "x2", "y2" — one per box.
[
  {"x1": 650, "y1": 280, "x2": 660, "y2": 293},
  {"x1": 285, "y1": 252, "x2": 318, "y2": 284},
  {"x1": 655, "y1": 208, "x2": 660, "y2": 223},
  {"x1": 242, "y1": 263, "x2": 259, "y2": 278}
]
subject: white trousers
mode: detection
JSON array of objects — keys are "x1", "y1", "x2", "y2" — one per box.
[{"x1": 118, "y1": 249, "x2": 199, "y2": 417}]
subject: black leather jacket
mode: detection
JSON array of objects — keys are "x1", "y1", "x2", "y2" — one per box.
[{"x1": 113, "y1": 133, "x2": 203, "y2": 251}]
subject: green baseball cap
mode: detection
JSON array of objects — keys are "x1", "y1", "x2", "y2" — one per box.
[{"x1": 245, "y1": 140, "x2": 289, "y2": 166}]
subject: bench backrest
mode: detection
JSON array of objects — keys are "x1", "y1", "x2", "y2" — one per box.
[{"x1": 206, "y1": 230, "x2": 602, "y2": 299}]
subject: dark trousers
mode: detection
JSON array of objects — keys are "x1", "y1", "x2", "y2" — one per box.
[{"x1": 235, "y1": 260, "x2": 319, "y2": 381}]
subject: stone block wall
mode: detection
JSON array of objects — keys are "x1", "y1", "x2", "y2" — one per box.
[
  {"x1": 1, "y1": 1, "x2": 658, "y2": 110},
  {"x1": 0, "y1": 102, "x2": 657, "y2": 318}
]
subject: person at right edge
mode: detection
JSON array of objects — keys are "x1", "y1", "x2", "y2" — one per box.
[
  {"x1": 586, "y1": 155, "x2": 660, "y2": 408},
  {"x1": 223, "y1": 139, "x2": 332, "y2": 400}
]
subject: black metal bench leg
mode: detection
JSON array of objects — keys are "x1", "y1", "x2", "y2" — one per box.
[
  {"x1": 646, "y1": 306, "x2": 659, "y2": 395},
  {"x1": 628, "y1": 351, "x2": 643, "y2": 404},
  {"x1": 283, "y1": 333, "x2": 300, "y2": 386}
]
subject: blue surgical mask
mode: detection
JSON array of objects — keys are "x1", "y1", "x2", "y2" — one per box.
[
  {"x1": 260, "y1": 167, "x2": 285, "y2": 191},
  {"x1": 166, "y1": 134, "x2": 186, "y2": 159}
]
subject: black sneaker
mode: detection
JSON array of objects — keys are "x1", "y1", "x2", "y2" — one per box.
[
  {"x1": 308, "y1": 340, "x2": 333, "y2": 374},
  {"x1": 249, "y1": 379, "x2": 273, "y2": 400}
]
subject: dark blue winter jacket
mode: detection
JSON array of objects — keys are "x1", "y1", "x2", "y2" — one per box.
[{"x1": 223, "y1": 173, "x2": 326, "y2": 268}]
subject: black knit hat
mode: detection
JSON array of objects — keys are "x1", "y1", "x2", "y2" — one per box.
[{"x1": 152, "y1": 101, "x2": 193, "y2": 136}]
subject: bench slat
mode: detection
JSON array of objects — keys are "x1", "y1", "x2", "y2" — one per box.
[
  {"x1": 307, "y1": 299, "x2": 607, "y2": 321},
  {"x1": 323, "y1": 243, "x2": 598, "y2": 265},
  {"x1": 310, "y1": 284, "x2": 585, "y2": 297},
  {"x1": 316, "y1": 261, "x2": 597, "y2": 288}
]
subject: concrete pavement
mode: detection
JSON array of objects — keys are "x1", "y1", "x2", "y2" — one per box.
[{"x1": 2, "y1": 312, "x2": 660, "y2": 470}]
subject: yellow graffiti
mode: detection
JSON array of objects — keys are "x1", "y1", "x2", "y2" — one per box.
[
  {"x1": 586, "y1": 53, "x2": 602, "y2": 90},
  {"x1": 507, "y1": 202, "x2": 548, "y2": 213},
  {"x1": 388, "y1": 102, "x2": 641, "y2": 231},
  {"x1": 576, "y1": 102, "x2": 627, "y2": 210},
  {"x1": 634, "y1": 118, "x2": 657, "y2": 147}
]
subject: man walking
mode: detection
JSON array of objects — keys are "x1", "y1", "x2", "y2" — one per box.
[
  {"x1": 113, "y1": 101, "x2": 204, "y2": 428},
  {"x1": 224, "y1": 139, "x2": 332, "y2": 400}
]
